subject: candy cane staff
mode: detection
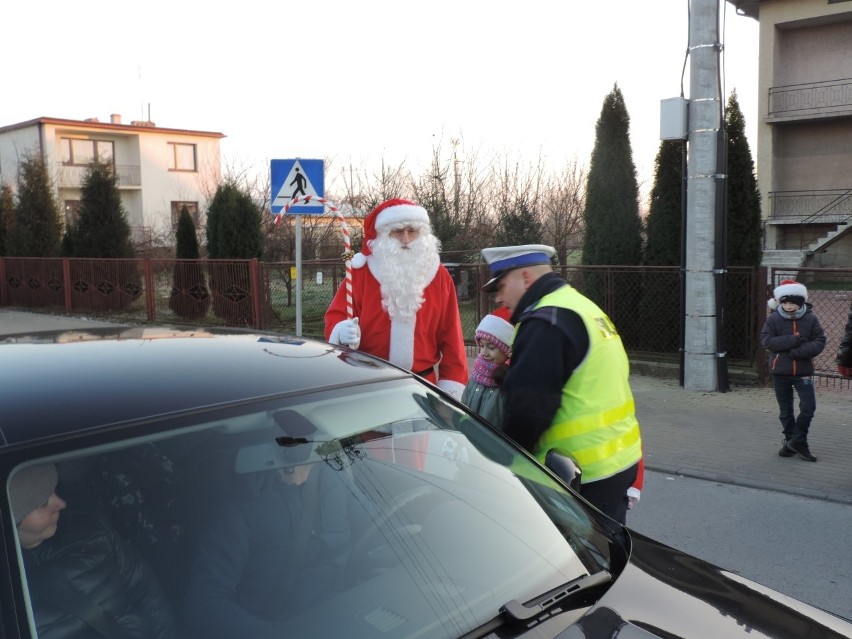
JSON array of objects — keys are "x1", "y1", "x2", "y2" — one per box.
[
  {"x1": 324, "y1": 198, "x2": 468, "y2": 401},
  {"x1": 278, "y1": 195, "x2": 354, "y2": 320}
]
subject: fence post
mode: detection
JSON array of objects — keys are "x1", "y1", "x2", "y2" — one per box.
[
  {"x1": 0, "y1": 257, "x2": 5, "y2": 306},
  {"x1": 477, "y1": 263, "x2": 491, "y2": 334},
  {"x1": 250, "y1": 259, "x2": 263, "y2": 330},
  {"x1": 62, "y1": 258, "x2": 72, "y2": 314},
  {"x1": 756, "y1": 266, "x2": 769, "y2": 385},
  {"x1": 144, "y1": 259, "x2": 155, "y2": 323}
]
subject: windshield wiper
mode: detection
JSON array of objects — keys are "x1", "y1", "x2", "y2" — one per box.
[
  {"x1": 459, "y1": 570, "x2": 612, "y2": 639},
  {"x1": 501, "y1": 570, "x2": 612, "y2": 621}
]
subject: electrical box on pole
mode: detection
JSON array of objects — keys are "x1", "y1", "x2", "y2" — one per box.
[{"x1": 660, "y1": 97, "x2": 689, "y2": 140}]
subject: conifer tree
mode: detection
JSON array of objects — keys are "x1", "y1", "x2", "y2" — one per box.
[
  {"x1": 71, "y1": 163, "x2": 135, "y2": 258},
  {"x1": 725, "y1": 90, "x2": 762, "y2": 268},
  {"x1": 169, "y1": 206, "x2": 210, "y2": 320},
  {"x1": 67, "y1": 163, "x2": 139, "y2": 310},
  {"x1": 724, "y1": 90, "x2": 763, "y2": 359},
  {"x1": 581, "y1": 85, "x2": 642, "y2": 340},
  {"x1": 7, "y1": 156, "x2": 62, "y2": 257},
  {"x1": 205, "y1": 182, "x2": 263, "y2": 324},
  {"x1": 493, "y1": 201, "x2": 542, "y2": 247},
  {"x1": 176, "y1": 206, "x2": 202, "y2": 261},
  {"x1": 641, "y1": 140, "x2": 685, "y2": 352},
  {"x1": 0, "y1": 184, "x2": 14, "y2": 256},
  {"x1": 644, "y1": 141, "x2": 684, "y2": 266},
  {"x1": 582, "y1": 85, "x2": 642, "y2": 267},
  {"x1": 206, "y1": 182, "x2": 263, "y2": 260}
]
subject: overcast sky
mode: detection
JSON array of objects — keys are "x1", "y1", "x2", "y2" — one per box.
[{"x1": 2, "y1": 1, "x2": 758, "y2": 206}]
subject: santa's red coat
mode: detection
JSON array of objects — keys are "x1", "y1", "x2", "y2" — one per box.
[{"x1": 324, "y1": 261, "x2": 468, "y2": 392}]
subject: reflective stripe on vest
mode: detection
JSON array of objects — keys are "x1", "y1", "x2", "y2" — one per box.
[{"x1": 531, "y1": 286, "x2": 643, "y2": 482}]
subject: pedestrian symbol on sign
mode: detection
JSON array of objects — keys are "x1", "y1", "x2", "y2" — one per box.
[{"x1": 290, "y1": 168, "x2": 307, "y2": 199}]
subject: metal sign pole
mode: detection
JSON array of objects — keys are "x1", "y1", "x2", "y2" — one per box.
[{"x1": 295, "y1": 215, "x2": 302, "y2": 336}]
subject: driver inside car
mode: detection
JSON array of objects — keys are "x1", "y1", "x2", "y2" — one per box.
[{"x1": 182, "y1": 411, "x2": 370, "y2": 639}]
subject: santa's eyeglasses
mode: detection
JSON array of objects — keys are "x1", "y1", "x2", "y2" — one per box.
[{"x1": 388, "y1": 226, "x2": 421, "y2": 240}]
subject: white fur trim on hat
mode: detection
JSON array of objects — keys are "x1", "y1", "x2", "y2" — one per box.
[
  {"x1": 475, "y1": 314, "x2": 514, "y2": 350},
  {"x1": 773, "y1": 280, "x2": 808, "y2": 303},
  {"x1": 351, "y1": 252, "x2": 367, "y2": 269},
  {"x1": 374, "y1": 203, "x2": 429, "y2": 231}
]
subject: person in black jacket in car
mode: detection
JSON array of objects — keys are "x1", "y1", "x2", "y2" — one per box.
[{"x1": 11, "y1": 463, "x2": 176, "y2": 639}]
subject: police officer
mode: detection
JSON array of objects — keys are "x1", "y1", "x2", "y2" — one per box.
[{"x1": 481, "y1": 244, "x2": 643, "y2": 524}]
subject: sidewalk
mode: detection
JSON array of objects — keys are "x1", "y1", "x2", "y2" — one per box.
[
  {"x1": 0, "y1": 310, "x2": 123, "y2": 334},
  {"x1": 630, "y1": 373, "x2": 852, "y2": 505}
]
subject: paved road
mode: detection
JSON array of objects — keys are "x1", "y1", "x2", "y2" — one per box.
[{"x1": 629, "y1": 470, "x2": 852, "y2": 621}]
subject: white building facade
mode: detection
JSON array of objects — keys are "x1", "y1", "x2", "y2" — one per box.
[{"x1": 0, "y1": 114, "x2": 224, "y2": 250}]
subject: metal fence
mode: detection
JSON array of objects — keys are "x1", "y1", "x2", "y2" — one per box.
[{"x1": 6, "y1": 257, "x2": 849, "y2": 379}]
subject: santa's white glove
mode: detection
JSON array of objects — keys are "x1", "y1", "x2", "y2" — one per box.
[
  {"x1": 329, "y1": 317, "x2": 361, "y2": 349},
  {"x1": 626, "y1": 487, "x2": 641, "y2": 511},
  {"x1": 437, "y1": 379, "x2": 465, "y2": 402}
]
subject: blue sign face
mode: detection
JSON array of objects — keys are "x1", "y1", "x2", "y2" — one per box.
[{"x1": 270, "y1": 159, "x2": 325, "y2": 214}]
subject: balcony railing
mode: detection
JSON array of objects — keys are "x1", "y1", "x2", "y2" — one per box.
[
  {"x1": 769, "y1": 189, "x2": 852, "y2": 222},
  {"x1": 56, "y1": 163, "x2": 141, "y2": 188},
  {"x1": 769, "y1": 78, "x2": 852, "y2": 119}
]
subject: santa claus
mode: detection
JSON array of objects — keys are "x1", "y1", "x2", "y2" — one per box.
[{"x1": 325, "y1": 198, "x2": 468, "y2": 400}]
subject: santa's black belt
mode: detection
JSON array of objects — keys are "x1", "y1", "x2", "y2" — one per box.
[{"x1": 414, "y1": 366, "x2": 435, "y2": 377}]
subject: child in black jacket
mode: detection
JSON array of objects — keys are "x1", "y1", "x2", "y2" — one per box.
[{"x1": 760, "y1": 280, "x2": 826, "y2": 461}]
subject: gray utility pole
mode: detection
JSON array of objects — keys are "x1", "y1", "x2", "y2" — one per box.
[{"x1": 684, "y1": 0, "x2": 725, "y2": 391}]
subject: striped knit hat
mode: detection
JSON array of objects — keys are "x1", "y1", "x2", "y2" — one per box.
[{"x1": 475, "y1": 311, "x2": 514, "y2": 356}]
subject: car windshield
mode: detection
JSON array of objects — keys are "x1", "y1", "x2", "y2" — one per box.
[{"x1": 8, "y1": 378, "x2": 619, "y2": 639}]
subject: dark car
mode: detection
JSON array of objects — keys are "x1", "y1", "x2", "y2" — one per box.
[{"x1": 1, "y1": 326, "x2": 850, "y2": 639}]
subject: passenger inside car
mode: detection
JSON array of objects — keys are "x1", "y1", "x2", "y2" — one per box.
[
  {"x1": 10, "y1": 463, "x2": 177, "y2": 639},
  {"x1": 181, "y1": 410, "x2": 372, "y2": 639}
]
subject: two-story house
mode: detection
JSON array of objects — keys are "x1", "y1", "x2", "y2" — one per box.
[
  {"x1": 729, "y1": 0, "x2": 852, "y2": 269},
  {"x1": 0, "y1": 114, "x2": 224, "y2": 252}
]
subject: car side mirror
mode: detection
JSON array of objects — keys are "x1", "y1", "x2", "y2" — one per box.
[{"x1": 544, "y1": 448, "x2": 582, "y2": 492}]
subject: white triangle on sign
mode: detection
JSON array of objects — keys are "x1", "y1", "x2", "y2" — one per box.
[{"x1": 272, "y1": 160, "x2": 320, "y2": 209}]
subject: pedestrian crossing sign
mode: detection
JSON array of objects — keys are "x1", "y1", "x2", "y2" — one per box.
[{"x1": 271, "y1": 159, "x2": 325, "y2": 214}]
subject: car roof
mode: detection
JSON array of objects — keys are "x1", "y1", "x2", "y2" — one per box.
[{"x1": 0, "y1": 326, "x2": 409, "y2": 446}]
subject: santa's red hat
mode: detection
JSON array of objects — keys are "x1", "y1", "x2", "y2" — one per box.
[
  {"x1": 491, "y1": 306, "x2": 512, "y2": 322},
  {"x1": 352, "y1": 198, "x2": 430, "y2": 268}
]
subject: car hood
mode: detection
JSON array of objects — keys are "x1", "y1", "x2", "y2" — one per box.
[{"x1": 560, "y1": 531, "x2": 852, "y2": 638}]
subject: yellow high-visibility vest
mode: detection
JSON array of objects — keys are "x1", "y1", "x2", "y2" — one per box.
[{"x1": 530, "y1": 286, "x2": 643, "y2": 482}]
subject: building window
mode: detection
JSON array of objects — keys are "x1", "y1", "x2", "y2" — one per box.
[
  {"x1": 60, "y1": 138, "x2": 114, "y2": 167},
  {"x1": 171, "y1": 201, "x2": 199, "y2": 227},
  {"x1": 168, "y1": 143, "x2": 197, "y2": 172},
  {"x1": 64, "y1": 200, "x2": 81, "y2": 228}
]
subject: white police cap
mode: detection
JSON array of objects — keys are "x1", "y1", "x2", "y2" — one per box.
[{"x1": 480, "y1": 244, "x2": 556, "y2": 292}]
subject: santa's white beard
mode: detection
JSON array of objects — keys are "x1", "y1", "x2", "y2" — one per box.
[{"x1": 369, "y1": 232, "x2": 440, "y2": 320}]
